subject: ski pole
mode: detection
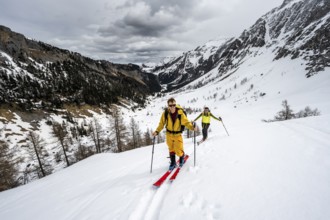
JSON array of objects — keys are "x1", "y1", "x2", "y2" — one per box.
[
  {"x1": 193, "y1": 122, "x2": 196, "y2": 167},
  {"x1": 150, "y1": 136, "x2": 156, "y2": 173},
  {"x1": 221, "y1": 120, "x2": 229, "y2": 136}
]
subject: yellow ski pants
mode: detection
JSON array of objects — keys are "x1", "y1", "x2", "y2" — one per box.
[{"x1": 166, "y1": 134, "x2": 184, "y2": 157}]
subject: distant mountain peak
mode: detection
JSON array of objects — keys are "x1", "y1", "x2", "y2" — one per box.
[
  {"x1": 278, "y1": 0, "x2": 306, "y2": 10},
  {"x1": 151, "y1": 0, "x2": 330, "y2": 91},
  {"x1": 281, "y1": 0, "x2": 303, "y2": 6}
]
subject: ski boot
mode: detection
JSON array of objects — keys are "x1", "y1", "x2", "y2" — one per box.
[
  {"x1": 169, "y1": 153, "x2": 176, "y2": 170},
  {"x1": 179, "y1": 155, "x2": 185, "y2": 167}
]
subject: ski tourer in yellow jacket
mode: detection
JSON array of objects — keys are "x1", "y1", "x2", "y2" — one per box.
[
  {"x1": 153, "y1": 98, "x2": 196, "y2": 170},
  {"x1": 193, "y1": 107, "x2": 222, "y2": 142}
]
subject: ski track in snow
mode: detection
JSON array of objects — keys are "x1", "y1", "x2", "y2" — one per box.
[
  {"x1": 128, "y1": 188, "x2": 156, "y2": 220},
  {"x1": 128, "y1": 141, "x2": 204, "y2": 220},
  {"x1": 144, "y1": 184, "x2": 170, "y2": 220},
  {"x1": 128, "y1": 175, "x2": 172, "y2": 220}
]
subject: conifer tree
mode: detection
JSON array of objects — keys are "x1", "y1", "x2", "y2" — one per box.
[
  {"x1": 89, "y1": 118, "x2": 104, "y2": 153},
  {"x1": 0, "y1": 141, "x2": 20, "y2": 191},
  {"x1": 52, "y1": 122, "x2": 70, "y2": 166},
  {"x1": 144, "y1": 128, "x2": 153, "y2": 146},
  {"x1": 111, "y1": 110, "x2": 127, "y2": 152},
  {"x1": 128, "y1": 118, "x2": 142, "y2": 150},
  {"x1": 275, "y1": 100, "x2": 295, "y2": 121},
  {"x1": 27, "y1": 131, "x2": 52, "y2": 178}
]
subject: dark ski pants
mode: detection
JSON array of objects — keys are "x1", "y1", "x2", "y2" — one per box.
[{"x1": 202, "y1": 123, "x2": 210, "y2": 140}]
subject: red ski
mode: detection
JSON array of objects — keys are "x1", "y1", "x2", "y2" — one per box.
[
  {"x1": 153, "y1": 170, "x2": 173, "y2": 187},
  {"x1": 153, "y1": 155, "x2": 190, "y2": 187},
  {"x1": 169, "y1": 155, "x2": 189, "y2": 181},
  {"x1": 153, "y1": 158, "x2": 180, "y2": 187}
]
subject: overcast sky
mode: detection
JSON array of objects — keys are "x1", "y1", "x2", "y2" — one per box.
[{"x1": 0, "y1": 0, "x2": 283, "y2": 64}]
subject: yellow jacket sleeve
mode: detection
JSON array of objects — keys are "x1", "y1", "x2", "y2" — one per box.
[
  {"x1": 155, "y1": 111, "x2": 166, "y2": 134},
  {"x1": 210, "y1": 113, "x2": 220, "y2": 121},
  {"x1": 193, "y1": 113, "x2": 202, "y2": 121},
  {"x1": 179, "y1": 110, "x2": 194, "y2": 130}
]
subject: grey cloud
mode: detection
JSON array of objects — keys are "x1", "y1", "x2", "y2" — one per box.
[
  {"x1": 117, "y1": 0, "x2": 200, "y2": 17},
  {"x1": 0, "y1": 0, "x2": 284, "y2": 64},
  {"x1": 99, "y1": 1, "x2": 185, "y2": 38}
]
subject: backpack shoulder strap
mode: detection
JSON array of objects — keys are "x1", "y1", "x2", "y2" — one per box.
[
  {"x1": 177, "y1": 107, "x2": 186, "y2": 123},
  {"x1": 164, "y1": 108, "x2": 169, "y2": 125}
]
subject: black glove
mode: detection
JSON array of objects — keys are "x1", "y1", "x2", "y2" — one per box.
[{"x1": 219, "y1": 117, "x2": 222, "y2": 121}]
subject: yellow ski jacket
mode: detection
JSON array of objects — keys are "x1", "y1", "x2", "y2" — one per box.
[
  {"x1": 194, "y1": 112, "x2": 220, "y2": 124},
  {"x1": 155, "y1": 105, "x2": 194, "y2": 136}
]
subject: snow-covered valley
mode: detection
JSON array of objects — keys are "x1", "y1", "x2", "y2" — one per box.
[
  {"x1": 1, "y1": 48, "x2": 330, "y2": 219},
  {"x1": 0, "y1": 107, "x2": 329, "y2": 220}
]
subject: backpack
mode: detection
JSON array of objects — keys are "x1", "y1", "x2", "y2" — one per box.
[{"x1": 164, "y1": 107, "x2": 187, "y2": 132}]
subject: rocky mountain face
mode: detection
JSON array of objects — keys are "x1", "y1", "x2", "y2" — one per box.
[
  {"x1": 152, "y1": 38, "x2": 230, "y2": 91},
  {"x1": 270, "y1": 0, "x2": 330, "y2": 75},
  {"x1": 153, "y1": 0, "x2": 330, "y2": 91},
  {"x1": 0, "y1": 25, "x2": 161, "y2": 110}
]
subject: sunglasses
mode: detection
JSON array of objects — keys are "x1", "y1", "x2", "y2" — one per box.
[
  {"x1": 204, "y1": 108, "x2": 209, "y2": 110},
  {"x1": 168, "y1": 104, "x2": 176, "y2": 107}
]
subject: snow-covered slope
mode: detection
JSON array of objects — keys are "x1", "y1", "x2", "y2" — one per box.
[
  {"x1": 1, "y1": 38, "x2": 330, "y2": 219},
  {"x1": 0, "y1": 106, "x2": 329, "y2": 220}
]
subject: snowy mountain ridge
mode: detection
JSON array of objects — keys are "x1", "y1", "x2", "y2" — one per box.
[
  {"x1": 153, "y1": 0, "x2": 330, "y2": 91},
  {"x1": 0, "y1": 25, "x2": 161, "y2": 109}
]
